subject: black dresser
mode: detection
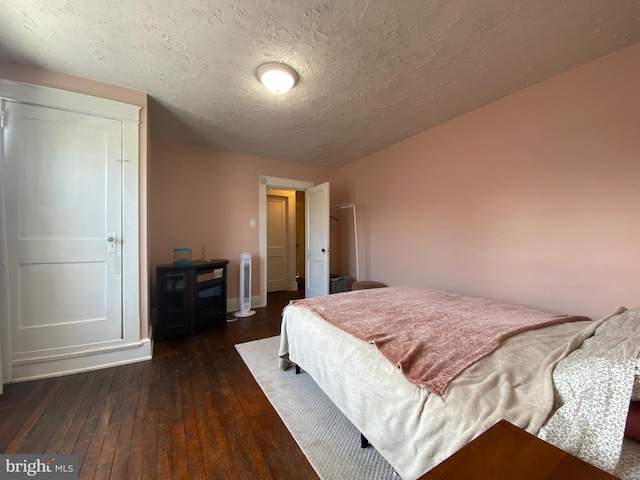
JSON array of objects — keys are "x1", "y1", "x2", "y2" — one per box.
[{"x1": 155, "y1": 259, "x2": 229, "y2": 341}]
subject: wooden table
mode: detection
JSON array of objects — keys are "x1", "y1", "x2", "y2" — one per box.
[{"x1": 418, "y1": 419, "x2": 618, "y2": 479}]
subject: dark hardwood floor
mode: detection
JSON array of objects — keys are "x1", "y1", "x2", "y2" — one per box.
[{"x1": 0, "y1": 290, "x2": 317, "y2": 479}]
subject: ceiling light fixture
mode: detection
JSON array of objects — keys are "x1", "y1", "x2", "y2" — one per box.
[{"x1": 257, "y1": 63, "x2": 298, "y2": 94}]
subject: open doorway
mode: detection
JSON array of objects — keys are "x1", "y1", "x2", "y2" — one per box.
[
  {"x1": 266, "y1": 189, "x2": 297, "y2": 293},
  {"x1": 258, "y1": 176, "x2": 314, "y2": 307}
]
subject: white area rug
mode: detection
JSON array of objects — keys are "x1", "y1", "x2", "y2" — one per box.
[{"x1": 236, "y1": 335, "x2": 398, "y2": 480}]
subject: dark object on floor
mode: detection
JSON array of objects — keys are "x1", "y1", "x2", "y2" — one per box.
[
  {"x1": 352, "y1": 280, "x2": 387, "y2": 290},
  {"x1": 625, "y1": 401, "x2": 640, "y2": 441}
]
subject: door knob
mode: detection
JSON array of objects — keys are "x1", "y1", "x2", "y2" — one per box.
[{"x1": 107, "y1": 233, "x2": 117, "y2": 253}]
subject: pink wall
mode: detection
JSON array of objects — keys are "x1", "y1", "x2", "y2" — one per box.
[
  {"x1": 149, "y1": 141, "x2": 337, "y2": 301},
  {"x1": 337, "y1": 44, "x2": 640, "y2": 319},
  {"x1": 0, "y1": 61, "x2": 151, "y2": 337}
]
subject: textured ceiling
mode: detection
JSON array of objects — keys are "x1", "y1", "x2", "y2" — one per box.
[{"x1": 1, "y1": 1, "x2": 639, "y2": 168}]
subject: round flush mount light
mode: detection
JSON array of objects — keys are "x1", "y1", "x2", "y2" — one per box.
[{"x1": 257, "y1": 63, "x2": 298, "y2": 94}]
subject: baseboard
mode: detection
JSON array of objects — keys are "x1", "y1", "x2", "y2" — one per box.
[
  {"x1": 9, "y1": 339, "x2": 152, "y2": 383},
  {"x1": 228, "y1": 295, "x2": 263, "y2": 312}
]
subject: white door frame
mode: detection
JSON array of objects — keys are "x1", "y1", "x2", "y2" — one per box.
[
  {"x1": 0, "y1": 79, "x2": 149, "y2": 383},
  {"x1": 0, "y1": 111, "x2": 7, "y2": 393},
  {"x1": 258, "y1": 176, "x2": 314, "y2": 307}
]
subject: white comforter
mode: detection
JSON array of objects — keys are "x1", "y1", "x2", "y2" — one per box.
[{"x1": 280, "y1": 304, "x2": 614, "y2": 480}]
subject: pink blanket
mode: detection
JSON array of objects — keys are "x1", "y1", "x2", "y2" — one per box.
[{"x1": 290, "y1": 287, "x2": 590, "y2": 395}]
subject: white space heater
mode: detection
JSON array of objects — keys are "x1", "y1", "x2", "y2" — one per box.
[{"x1": 235, "y1": 252, "x2": 256, "y2": 318}]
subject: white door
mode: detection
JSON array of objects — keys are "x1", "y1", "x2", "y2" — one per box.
[
  {"x1": 267, "y1": 195, "x2": 287, "y2": 292},
  {"x1": 3, "y1": 101, "x2": 123, "y2": 357},
  {"x1": 295, "y1": 196, "x2": 305, "y2": 280},
  {"x1": 305, "y1": 182, "x2": 330, "y2": 298}
]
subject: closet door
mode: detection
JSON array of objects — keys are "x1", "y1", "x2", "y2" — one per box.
[{"x1": 3, "y1": 101, "x2": 123, "y2": 356}]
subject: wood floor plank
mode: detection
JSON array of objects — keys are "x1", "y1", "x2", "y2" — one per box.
[
  {"x1": 20, "y1": 372, "x2": 87, "y2": 453},
  {"x1": 80, "y1": 383, "x2": 119, "y2": 480},
  {"x1": 0, "y1": 378, "x2": 56, "y2": 452},
  {"x1": 178, "y1": 350, "x2": 206, "y2": 480},
  {"x1": 155, "y1": 356, "x2": 177, "y2": 479},
  {"x1": 55, "y1": 369, "x2": 113, "y2": 456},
  {"x1": 45, "y1": 370, "x2": 100, "y2": 453},
  {"x1": 0, "y1": 381, "x2": 34, "y2": 424},
  {"x1": 124, "y1": 380, "x2": 150, "y2": 480},
  {"x1": 201, "y1": 349, "x2": 242, "y2": 479},
  {"x1": 187, "y1": 351, "x2": 223, "y2": 480},
  {"x1": 109, "y1": 364, "x2": 145, "y2": 480},
  {"x1": 4, "y1": 377, "x2": 66, "y2": 453},
  {"x1": 73, "y1": 368, "x2": 118, "y2": 475},
  {"x1": 93, "y1": 417, "x2": 121, "y2": 480},
  {"x1": 169, "y1": 382, "x2": 189, "y2": 480},
  {"x1": 139, "y1": 381, "x2": 160, "y2": 480}
]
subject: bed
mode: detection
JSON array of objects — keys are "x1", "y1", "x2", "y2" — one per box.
[{"x1": 278, "y1": 286, "x2": 640, "y2": 480}]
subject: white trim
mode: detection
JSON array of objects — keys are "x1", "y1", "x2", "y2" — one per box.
[
  {"x1": 258, "y1": 176, "x2": 314, "y2": 307},
  {"x1": 227, "y1": 295, "x2": 261, "y2": 314},
  {"x1": 0, "y1": 101, "x2": 7, "y2": 393},
  {"x1": 12, "y1": 338, "x2": 126, "y2": 362},
  {"x1": 122, "y1": 120, "x2": 141, "y2": 342},
  {"x1": 9, "y1": 339, "x2": 151, "y2": 383},
  {"x1": 0, "y1": 79, "x2": 140, "y2": 122}
]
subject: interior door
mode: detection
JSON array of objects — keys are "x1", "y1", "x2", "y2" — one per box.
[
  {"x1": 3, "y1": 101, "x2": 123, "y2": 356},
  {"x1": 305, "y1": 182, "x2": 330, "y2": 298},
  {"x1": 267, "y1": 194, "x2": 288, "y2": 292},
  {"x1": 295, "y1": 192, "x2": 305, "y2": 281}
]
